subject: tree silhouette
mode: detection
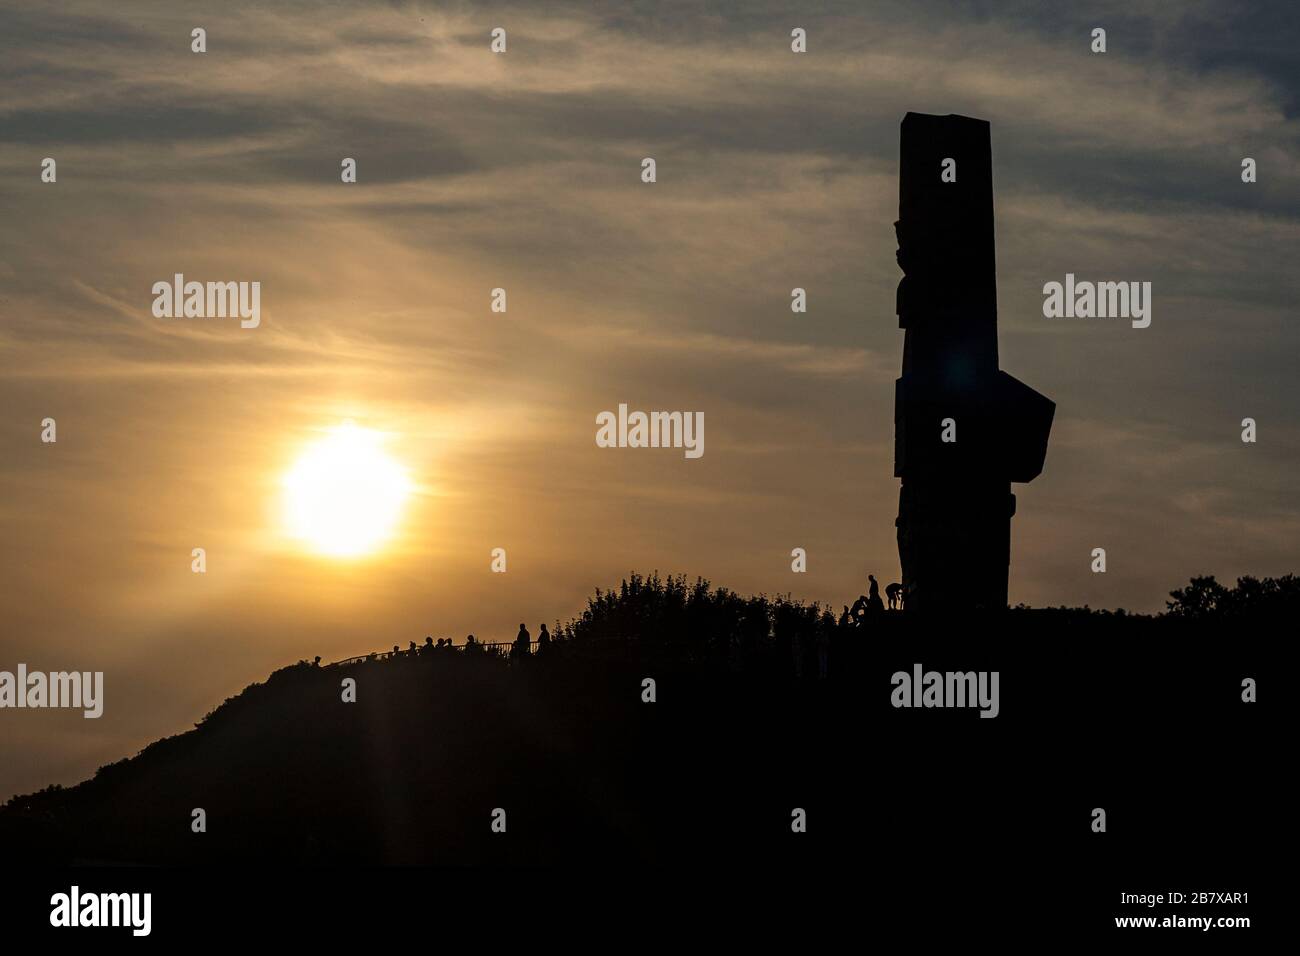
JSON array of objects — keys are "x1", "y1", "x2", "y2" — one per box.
[{"x1": 1166, "y1": 573, "x2": 1299, "y2": 619}]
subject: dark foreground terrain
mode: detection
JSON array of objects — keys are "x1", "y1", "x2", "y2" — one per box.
[{"x1": 1, "y1": 573, "x2": 1284, "y2": 929}]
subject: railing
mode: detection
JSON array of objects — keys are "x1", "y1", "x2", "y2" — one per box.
[{"x1": 328, "y1": 641, "x2": 538, "y2": 667}]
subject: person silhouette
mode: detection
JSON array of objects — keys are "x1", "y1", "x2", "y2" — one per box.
[
  {"x1": 838, "y1": 604, "x2": 851, "y2": 627},
  {"x1": 537, "y1": 623, "x2": 551, "y2": 654},
  {"x1": 867, "y1": 575, "x2": 884, "y2": 614},
  {"x1": 886, "y1": 582, "x2": 903, "y2": 610},
  {"x1": 514, "y1": 623, "x2": 530, "y2": 658},
  {"x1": 850, "y1": 595, "x2": 869, "y2": 625}
]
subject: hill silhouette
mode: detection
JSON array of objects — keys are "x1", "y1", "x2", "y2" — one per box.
[{"x1": 2, "y1": 572, "x2": 1288, "y2": 866}]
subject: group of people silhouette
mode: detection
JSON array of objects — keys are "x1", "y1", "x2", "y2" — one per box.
[
  {"x1": 512, "y1": 622, "x2": 551, "y2": 657},
  {"x1": 351, "y1": 624, "x2": 558, "y2": 663},
  {"x1": 839, "y1": 574, "x2": 907, "y2": 627},
  {"x1": 386, "y1": 638, "x2": 464, "y2": 658}
]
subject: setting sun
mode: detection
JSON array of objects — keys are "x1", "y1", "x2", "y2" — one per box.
[{"x1": 282, "y1": 423, "x2": 411, "y2": 558}]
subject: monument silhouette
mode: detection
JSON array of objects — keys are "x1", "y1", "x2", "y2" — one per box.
[{"x1": 893, "y1": 113, "x2": 1054, "y2": 612}]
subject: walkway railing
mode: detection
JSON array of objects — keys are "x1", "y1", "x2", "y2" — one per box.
[{"x1": 327, "y1": 641, "x2": 538, "y2": 667}]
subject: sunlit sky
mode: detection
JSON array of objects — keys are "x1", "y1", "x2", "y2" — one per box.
[{"x1": 1, "y1": 0, "x2": 1297, "y2": 798}]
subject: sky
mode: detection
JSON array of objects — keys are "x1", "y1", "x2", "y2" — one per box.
[{"x1": 1, "y1": 0, "x2": 1297, "y2": 798}]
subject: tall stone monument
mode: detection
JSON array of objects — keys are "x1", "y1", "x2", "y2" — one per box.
[{"x1": 893, "y1": 112, "x2": 1054, "y2": 612}]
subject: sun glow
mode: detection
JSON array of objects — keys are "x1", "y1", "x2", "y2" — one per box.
[{"x1": 282, "y1": 423, "x2": 411, "y2": 558}]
